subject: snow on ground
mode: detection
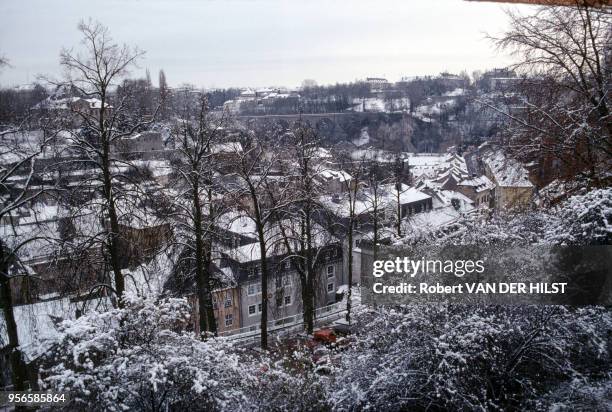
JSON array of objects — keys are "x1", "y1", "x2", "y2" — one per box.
[
  {"x1": 352, "y1": 127, "x2": 370, "y2": 147},
  {"x1": 444, "y1": 88, "x2": 465, "y2": 97},
  {"x1": 350, "y1": 97, "x2": 410, "y2": 113},
  {"x1": 413, "y1": 99, "x2": 456, "y2": 121},
  {"x1": 351, "y1": 98, "x2": 386, "y2": 112}
]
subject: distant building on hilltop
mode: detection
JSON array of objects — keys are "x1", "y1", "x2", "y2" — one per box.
[{"x1": 366, "y1": 77, "x2": 389, "y2": 93}]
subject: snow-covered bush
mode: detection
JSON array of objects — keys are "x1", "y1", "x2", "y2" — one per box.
[
  {"x1": 329, "y1": 305, "x2": 611, "y2": 411},
  {"x1": 544, "y1": 188, "x2": 612, "y2": 245},
  {"x1": 399, "y1": 188, "x2": 611, "y2": 247},
  {"x1": 250, "y1": 348, "x2": 331, "y2": 411},
  {"x1": 38, "y1": 294, "x2": 330, "y2": 411},
  {"x1": 39, "y1": 294, "x2": 253, "y2": 411}
]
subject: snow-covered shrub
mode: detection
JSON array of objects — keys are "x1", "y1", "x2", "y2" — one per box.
[
  {"x1": 399, "y1": 188, "x2": 611, "y2": 247},
  {"x1": 39, "y1": 294, "x2": 252, "y2": 411},
  {"x1": 329, "y1": 305, "x2": 611, "y2": 411},
  {"x1": 38, "y1": 294, "x2": 330, "y2": 411},
  {"x1": 544, "y1": 188, "x2": 612, "y2": 245},
  {"x1": 249, "y1": 347, "x2": 331, "y2": 411}
]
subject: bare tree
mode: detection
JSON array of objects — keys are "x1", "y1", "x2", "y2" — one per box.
[
  {"x1": 486, "y1": 5, "x2": 611, "y2": 185},
  {"x1": 363, "y1": 164, "x2": 388, "y2": 261},
  {"x1": 335, "y1": 151, "x2": 368, "y2": 324},
  {"x1": 393, "y1": 156, "x2": 407, "y2": 237},
  {"x1": 56, "y1": 20, "x2": 156, "y2": 307},
  {"x1": 272, "y1": 124, "x2": 327, "y2": 334},
  {"x1": 168, "y1": 91, "x2": 229, "y2": 338},
  {"x1": 0, "y1": 125, "x2": 51, "y2": 393},
  {"x1": 229, "y1": 130, "x2": 290, "y2": 349}
]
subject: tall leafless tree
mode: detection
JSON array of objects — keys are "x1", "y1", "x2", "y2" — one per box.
[
  {"x1": 335, "y1": 151, "x2": 368, "y2": 324},
  {"x1": 272, "y1": 124, "x2": 328, "y2": 334},
  {"x1": 56, "y1": 20, "x2": 157, "y2": 307},
  {"x1": 229, "y1": 130, "x2": 290, "y2": 349},
  {"x1": 168, "y1": 91, "x2": 230, "y2": 338}
]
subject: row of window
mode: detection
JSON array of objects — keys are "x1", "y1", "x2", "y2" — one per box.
[
  {"x1": 248, "y1": 295, "x2": 292, "y2": 316},
  {"x1": 212, "y1": 294, "x2": 233, "y2": 310},
  {"x1": 247, "y1": 252, "x2": 339, "y2": 278}
]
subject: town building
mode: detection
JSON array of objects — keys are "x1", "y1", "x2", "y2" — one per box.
[{"x1": 480, "y1": 144, "x2": 534, "y2": 210}]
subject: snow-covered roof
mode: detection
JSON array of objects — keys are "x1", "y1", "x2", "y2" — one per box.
[
  {"x1": 386, "y1": 183, "x2": 432, "y2": 204},
  {"x1": 217, "y1": 211, "x2": 257, "y2": 236},
  {"x1": 437, "y1": 190, "x2": 475, "y2": 208},
  {"x1": 210, "y1": 142, "x2": 243, "y2": 154},
  {"x1": 222, "y1": 219, "x2": 337, "y2": 263},
  {"x1": 406, "y1": 153, "x2": 468, "y2": 180},
  {"x1": 33, "y1": 96, "x2": 111, "y2": 111},
  {"x1": 121, "y1": 131, "x2": 161, "y2": 141},
  {"x1": 481, "y1": 148, "x2": 533, "y2": 188},
  {"x1": 458, "y1": 175, "x2": 495, "y2": 192},
  {"x1": 317, "y1": 168, "x2": 352, "y2": 182},
  {"x1": 319, "y1": 184, "x2": 431, "y2": 219},
  {"x1": 312, "y1": 147, "x2": 332, "y2": 159},
  {"x1": 405, "y1": 205, "x2": 470, "y2": 232}
]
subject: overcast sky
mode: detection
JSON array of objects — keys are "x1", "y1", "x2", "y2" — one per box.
[{"x1": 0, "y1": 0, "x2": 530, "y2": 89}]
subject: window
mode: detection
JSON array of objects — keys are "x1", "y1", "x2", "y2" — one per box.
[
  {"x1": 224, "y1": 296, "x2": 232, "y2": 308},
  {"x1": 276, "y1": 295, "x2": 283, "y2": 308},
  {"x1": 275, "y1": 277, "x2": 282, "y2": 289},
  {"x1": 212, "y1": 297, "x2": 218, "y2": 310},
  {"x1": 248, "y1": 304, "x2": 256, "y2": 316},
  {"x1": 284, "y1": 260, "x2": 291, "y2": 270},
  {"x1": 249, "y1": 266, "x2": 260, "y2": 278},
  {"x1": 258, "y1": 303, "x2": 263, "y2": 313},
  {"x1": 283, "y1": 275, "x2": 292, "y2": 287},
  {"x1": 327, "y1": 265, "x2": 335, "y2": 278},
  {"x1": 284, "y1": 295, "x2": 291, "y2": 306},
  {"x1": 225, "y1": 313, "x2": 233, "y2": 327},
  {"x1": 327, "y1": 282, "x2": 335, "y2": 293},
  {"x1": 247, "y1": 283, "x2": 260, "y2": 296}
]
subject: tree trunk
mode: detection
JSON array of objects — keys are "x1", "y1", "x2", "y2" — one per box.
[
  {"x1": 99, "y1": 93, "x2": 125, "y2": 308},
  {"x1": 252, "y1": 198, "x2": 268, "y2": 349},
  {"x1": 258, "y1": 233, "x2": 268, "y2": 350},
  {"x1": 0, "y1": 244, "x2": 28, "y2": 394},
  {"x1": 106, "y1": 193, "x2": 125, "y2": 307},
  {"x1": 304, "y1": 207, "x2": 315, "y2": 334},
  {"x1": 396, "y1": 185, "x2": 402, "y2": 237},
  {"x1": 193, "y1": 181, "x2": 216, "y2": 338},
  {"x1": 300, "y1": 274, "x2": 313, "y2": 333},
  {"x1": 346, "y1": 219, "x2": 353, "y2": 324},
  {"x1": 373, "y1": 205, "x2": 379, "y2": 261}
]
